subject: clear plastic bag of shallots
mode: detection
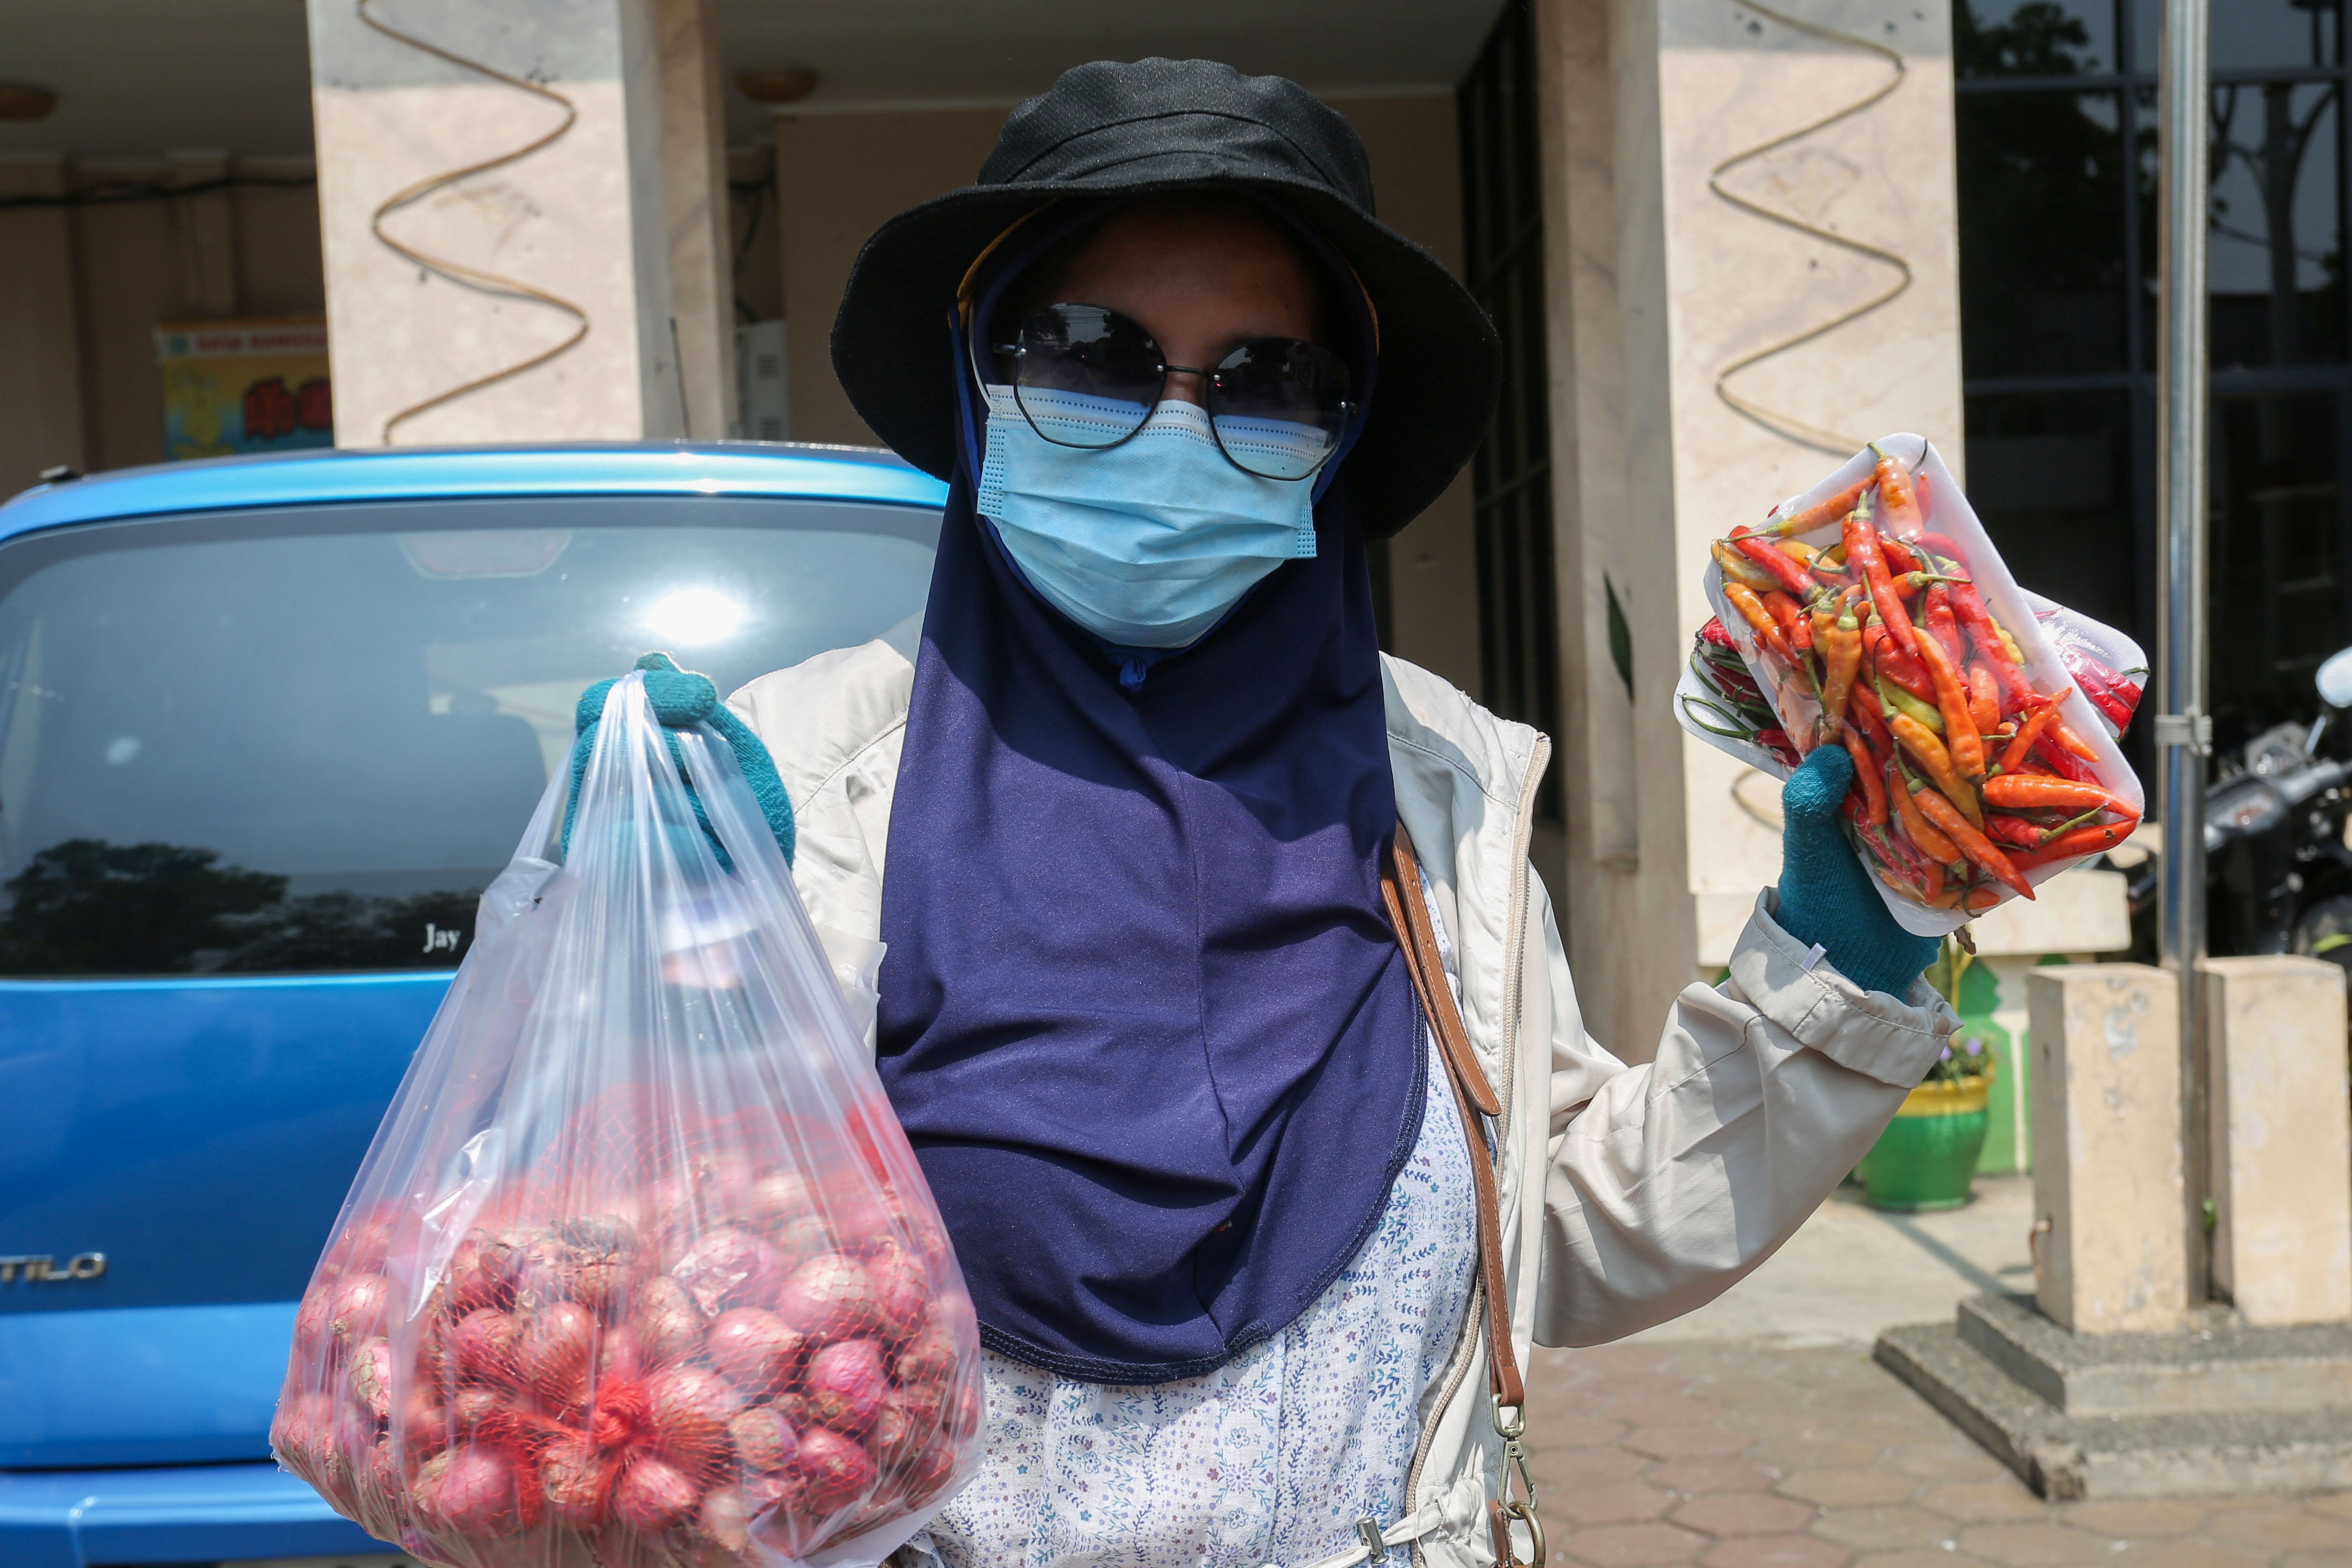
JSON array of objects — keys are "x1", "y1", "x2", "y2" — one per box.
[{"x1": 271, "y1": 665, "x2": 983, "y2": 1568}]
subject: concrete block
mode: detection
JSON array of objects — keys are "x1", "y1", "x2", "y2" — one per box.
[
  {"x1": 1954, "y1": 1292, "x2": 2352, "y2": 1415},
  {"x1": 2028, "y1": 964, "x2": 2188, "y2": 1333},
  {"x1": 2202, "y1": 956, "x2": 2352, "y2": 1326},
  {"x1": 1970, "y1": 869, "x2": 2131, "y2": 957},
  {"x1": 1877, "y1": 1319, "x2": 2352, "y2": 1499}
]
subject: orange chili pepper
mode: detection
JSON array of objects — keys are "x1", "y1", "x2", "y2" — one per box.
[
  {"x1": 1713, "y1": 539, "x2": 1780, "y2": 593},
  {"x1": 1997, "y1": 697, "x2": 2067, "y2": 775},
  {"x1": 1915, "y1": 787, "x2": 2035, "y2": 900},
  {"x1": 1747, "y1": 477, "x2": 1872, "y2": 540},
  {"x1": 1816, "y1": 592, "x2": 1865, "y2": 735},
  {"x1": 1722, "y1": 581, "x2": 1797, "y2": 667},
  {"x1": 1980, "y1": 774, "x2": 2136, "y2": 816},
  {"x1": 2048, "y1": 716, "x2": 2101, "y2": 762},
  {"x1": 1966, "y1": 661, "x2": 2001, "y2": 735},
  {"x1": 1888, "y1": 766, "x2": 1960, "y2": 863},
  {"x1": 1844, "y1": 723, "x2": 1888, "y2": 826},
  {"x1": 1873, "y1": 445, "x2": 1923, "y2": 535},
  {"x1": 1910, "y1": 627, "x2": 1985, "y2": 781},
  {"x1": 1887, "y1": 708, "x2": 1983, "y2": 826},
  {"x1": 1876, "y1": 856, "x2": 1932, "y2": 901}
]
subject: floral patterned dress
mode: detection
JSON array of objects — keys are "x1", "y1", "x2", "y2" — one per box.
[{"x1": 905, "y1": 897, "x2": 1480, "y2": 1568}]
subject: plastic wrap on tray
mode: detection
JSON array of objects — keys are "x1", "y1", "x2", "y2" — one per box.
[{"x1": 1674, "y1": 434, "x2": 2145, "y2": 938}]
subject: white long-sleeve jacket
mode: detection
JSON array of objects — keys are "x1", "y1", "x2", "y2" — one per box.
[{"x1": 727, "y1": 636, "x2": 1956, "y2": 1568}]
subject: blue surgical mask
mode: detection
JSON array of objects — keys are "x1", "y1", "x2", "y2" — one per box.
[{"x1": 976, "y1": 383, "x2": 1319, "y2": 652}]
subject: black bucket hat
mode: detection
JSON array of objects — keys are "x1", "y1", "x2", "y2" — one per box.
[{"x1": 828, "y1": 58, "x2": 1500, "y2": 540}]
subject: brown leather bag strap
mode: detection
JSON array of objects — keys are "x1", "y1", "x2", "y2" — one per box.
[{"x1": 1379, "y1": 825, "x2": 1525, "y2": 1416}]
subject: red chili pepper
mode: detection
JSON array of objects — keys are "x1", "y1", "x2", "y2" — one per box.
[
  {"x1": 1925, "y1": 584, "x2": 1965, "y2": 668},
  {"x1": 1844, "y1": 723, "x2": 1888, "y2": 826},
  {"x1": 1916, "y1": 469, "x2": 1932, "y2": 522},
  {"x1": 1914, "y1": 533, "x2": 1970, "y2": 568},
  {"x1": 1763, "y1": 590, "x2": 1811, "y2": 653},
  {"x1": 1861, "y1": 816, "x2": 1934, "y2": 898},
  {"x1": 2009, "y1": 814, "x2": 2143, "y2": 867},
  {"x1": 1944, "y1": 580, "x2": 2036, "y2": 716},
  {"x1": 1881, "y1": 536, "x2": 1923, "y2": 576},
  {"x1": 2064, "y1": 654, "x2": 2136, "y2": 733},
  {"x1": 1844, "y1": 497, "x2": 1918, "y2": 659},
  {"x1": 1731, "y1": 535, "x2": 1819, "y2": 598},
  {"x1": 1847, "y1": 679, "x2": 1896, "y2": 755},
  {"x1": 1863, "y1": 621, "x2": 1937, "y2": 704},
  {"x1": 2033, "y1": 737, "x2": 2099, "y2": 784},
  {"x1": 2084, "y1": 684, "x2": 2133, "y2": 732},
  {"x1": 1985, "y1": 816, "x2": 2046, "y2": 850},
  {"x1": 1699, "y1": 616, "x2": 1737, "y2": 651}
]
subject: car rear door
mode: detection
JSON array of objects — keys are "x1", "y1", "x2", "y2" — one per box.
[{"x1": 0, "y1": 491, "x2": 937, "y2": 1474}]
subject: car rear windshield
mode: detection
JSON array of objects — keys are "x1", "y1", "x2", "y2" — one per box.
[{"x1": 0, "y1": 493, "x2": 936, "y2": 976}]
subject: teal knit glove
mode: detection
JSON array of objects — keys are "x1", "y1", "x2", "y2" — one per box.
[
  {"x1": 565, "y1": 653, "x2": 794, "y2": 870},
  {"x1": 1774, "y1": 744, "x2": 1938, "y2": 998}
]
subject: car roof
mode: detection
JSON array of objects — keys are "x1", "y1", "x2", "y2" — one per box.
[{"x1": 0, "y1": 442, "x2": 952, "y2": 543}]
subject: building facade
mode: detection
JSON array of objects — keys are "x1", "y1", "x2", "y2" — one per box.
[{"x1": 9, "y1": 0, "x2": 2315, "y2": 1062}]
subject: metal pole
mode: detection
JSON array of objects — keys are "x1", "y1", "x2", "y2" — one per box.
[{"x1": 2154, "y1": 0, "x2": 2212, "y2": 1303}]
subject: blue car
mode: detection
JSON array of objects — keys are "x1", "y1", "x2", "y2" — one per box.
[{"x1": 0, "y1": 443, "x2": 947, "y2": 1567}]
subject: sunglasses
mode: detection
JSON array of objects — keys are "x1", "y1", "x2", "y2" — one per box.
[{"x1": 992, "y1": 303, "x2": 1355, "y2": 481}]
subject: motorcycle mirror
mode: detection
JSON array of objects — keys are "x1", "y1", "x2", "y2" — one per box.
[{"x1": 2321, "y1": 646, "x2": 2352, "y2": 709}]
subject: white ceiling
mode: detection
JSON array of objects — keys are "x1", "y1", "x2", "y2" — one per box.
[{"x1": 0, "y1": 0, "x2": 1489, "y2": 160}]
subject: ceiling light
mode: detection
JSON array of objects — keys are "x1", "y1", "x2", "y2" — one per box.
[
  {"x1": 0, "y1": 86, "x2": 56, "y2": 122},
  {"x1": 737, "y1": 68, "x2": 821, "y2": 106}
]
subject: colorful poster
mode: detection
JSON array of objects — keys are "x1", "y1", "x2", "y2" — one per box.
[{"x1": 154, "y1": 318, "x2": 334, "y2": 461}]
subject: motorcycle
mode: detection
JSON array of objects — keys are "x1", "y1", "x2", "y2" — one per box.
[{"x1": 2120, "y1": 647, "x2": 2352, "y2": 974}]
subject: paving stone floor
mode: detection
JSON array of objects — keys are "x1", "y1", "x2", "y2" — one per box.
[{"x1": 1520, "y1": 1340, "x2": 2352, "y2": 1568}]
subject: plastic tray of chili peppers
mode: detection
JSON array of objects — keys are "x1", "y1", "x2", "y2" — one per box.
[{"x1": 1674, "y1": 433, "x2": 2147, "y2": 938}]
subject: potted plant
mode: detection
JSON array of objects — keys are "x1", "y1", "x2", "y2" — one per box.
[{"x1": 1856, "y1": 937, "x2": 1996, "y2": 1211}]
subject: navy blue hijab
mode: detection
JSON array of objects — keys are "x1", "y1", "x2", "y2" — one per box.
[{"x1": 873, "y1": 207, "x2": 1423, "y2": 1384}]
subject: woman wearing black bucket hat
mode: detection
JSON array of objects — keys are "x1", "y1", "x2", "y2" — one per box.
[{"x1": 716, "y1": 58, "x2": 1956, "y2": 1568}]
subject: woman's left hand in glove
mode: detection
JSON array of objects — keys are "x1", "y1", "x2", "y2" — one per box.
[{"x1": 1771, "y1": 743, "x2": 1939, "y2": 997}]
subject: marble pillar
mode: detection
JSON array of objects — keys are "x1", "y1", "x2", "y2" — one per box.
[
  {"x1": 1538, "y1": 0, "x2": 1968, "y2": 1045},
  {"x1": 657, "y1": 0, "x2": 736, "y2": 441},
  {"x1": 306, "y1": 0, "x2": 683, "y2": 445}
]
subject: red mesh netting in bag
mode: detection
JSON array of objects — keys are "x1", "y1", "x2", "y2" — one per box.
[{"x1": 272, "y1": 667, "x2": 983, "y2": 1568}]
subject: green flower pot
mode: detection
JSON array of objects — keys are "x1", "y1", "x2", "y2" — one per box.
[{"x1": 1858, "y1": 1070, "x2": 1992, "y2": 1211}]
